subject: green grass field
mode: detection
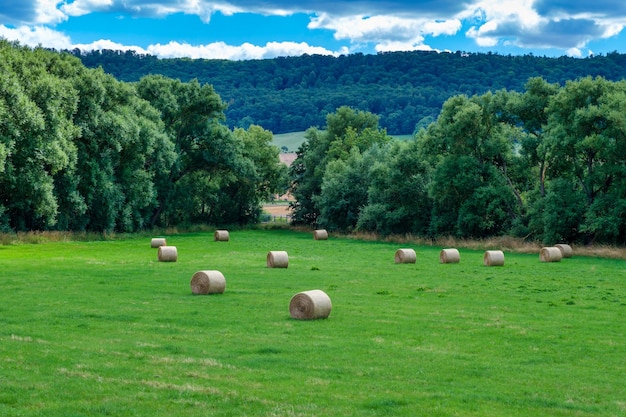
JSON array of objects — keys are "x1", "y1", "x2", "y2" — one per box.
[
  {"x1": 272, "y1": 132, "x2": 415, "y2": 153},
  {"x1": 272, "y1": 132, "x2": 307, "y2": 153},
  {"x1": 1, "y1": 229, "x2": 625, "y2": 416}
]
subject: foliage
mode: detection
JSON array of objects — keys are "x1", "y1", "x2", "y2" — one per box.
[
  {"x1": 356, "y1": 141, "x2": 431, "y2": 235},
  {"x1": 6, "y1": 40, "x2": 626, "y2": 244},
  {"x1": 0, "y1": 41, "x2": 285, "y2": 232},
  {"x1": 76, "y1": 49, "x2": 626, "y2": 135},
  {"x1": 290, "y1": 77, "x2": 626, "y2": 244},
  {"x1": 289, "y1": 106, "x2": 391, "y2": 225}
]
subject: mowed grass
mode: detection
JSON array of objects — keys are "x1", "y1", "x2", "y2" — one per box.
[
  {"x1": 272, "y1": 131, "x2": 415, "y2": 153},
  {"x1": 272, "y1": 132, "x2": 307, "y2": 153},
  {"x1": 1, "y1": 229, "x2": 625, "y2": 416}
]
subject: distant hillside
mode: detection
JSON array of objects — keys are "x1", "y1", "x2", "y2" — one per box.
[{"x1": 76, "y1": 50, "x2": 626, "y2": 135}]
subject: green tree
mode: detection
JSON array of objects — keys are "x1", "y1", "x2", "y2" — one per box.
[
  {"x1": 418, "y1": 93, "x2": 520, "y2": 237},
  {"x1": 357, "y1": 140, "x2": 431, "y2": 235},
  {"x1": 314, "y1": 149, "x2": 370, "y2": 231},
  {"x1": 136, "y1": 75, "x2": 234, "y2": 226},
  {"x1": 542, "y1": 77, "x2": 626, "y2": 243},
  {"x1": 0, "y1": 42, "x2": 80, "y2": 230},
  {"x1": 289, "y1": 106, "x2": 391, "y2": 225},
  {"x1": 69, "y1": 68, "x2": 175, "y2": 232}
]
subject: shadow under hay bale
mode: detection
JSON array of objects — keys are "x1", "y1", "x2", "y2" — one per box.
[
  {"x1": 267, "y1": 251, "x2": 289, "y2": 268},
  {"x1": 313, "y1": 229, "x2": 328, "y2": 240},
  {"x1": 158, "y1": 246, "x2": 178, "y2": 262},
  {"x1": 289, "y1": 289, "x2": 332, "y2": 320},
  {"x1": 150, "y1": 238, "x2": 167, "y2": 248},
  {"x1": 395, "y1": 248, "x2": 416, "y2": 264},
  {"x1": 540, "y1": 246, "x2": 563, "y2": 262},
  {"x1": 484, "y1": 250, "x2": 504, "y2": 266},
  {"x1": 190, "y1": 270, "x2": 226, "y2": 295},
  {"x1": 555, "y1": 243, "x2": 573, "y2": 258},
  {"x1": 214, "y1": 230, "x2": 229, "y2": 242},
  {"x1": 440, "y1": 248, "x2": 460, "y2": 264}
]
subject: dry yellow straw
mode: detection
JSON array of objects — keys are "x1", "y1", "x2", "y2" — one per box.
[
  {"x1": 214, "y1": 230, "x2": 230, "y2": 241},
  {"x1": 554, "y1": 243, "x2": 573, "y2": 258},
  {"x1": 313, "y1": 229, "x2": 328, "y2": 240},
  {"x1": 395, "y1": 248, "x2": 416, "y2": 264},
  {"x1": 540, "y1": 247, "x2": 563, "y2": 262},
  {"x1": 190, "y1": 270, "x2": 226, "y2": 295},
  {"x1": 289, "y1": 289, "x2": 332, "y2": 320},
  {"x1": 483, "y1": 250, "x2": 504, "y2": 266},
  {"x1": 439, "y1": 248, "x2": 460, "y2": 264},
  {"x1": 158, "y1": 246, "x2": 178, "y2": 262},
  {"x1": 267, "y1": 251, "x2": 289, "y2": 268},
  {"x1": 150, "y1": 238, "x2": 166, "y2": 248}
]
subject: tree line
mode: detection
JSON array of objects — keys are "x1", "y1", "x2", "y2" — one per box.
[
  {"x1": 0, "y1": 40, "x2": 287, "y2": 233},
  {"x1": 75, "y1": 49, "x2": 626, "y2": 135},
  {"x1": 4, "y1": 40, "x2": 626, "y2": 244},
  {"x1": 290, "y1": 76, "x2": 626, "y2": 245}
]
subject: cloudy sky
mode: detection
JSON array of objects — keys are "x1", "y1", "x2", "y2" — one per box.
[{"x1": 1, "y1": 1, "x2": 625, "y2": 60}]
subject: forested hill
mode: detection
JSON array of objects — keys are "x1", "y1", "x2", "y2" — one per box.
[{"x1": 75, "y1": 50, "x2": 626, "y2": 135}]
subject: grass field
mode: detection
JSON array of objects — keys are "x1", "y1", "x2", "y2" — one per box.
[
  {"x1": 272, "y1": 132, "x2": 307, "y2": 153},
  {"x1": 272, "y1": 132, "x2": 415, "y2": 153},
  {"x1": 1, "y1": 229, "x2": 625, "y2": 416}
]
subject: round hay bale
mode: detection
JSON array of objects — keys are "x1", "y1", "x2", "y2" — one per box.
[
  {"x1": 190, "y1": 270, "x2": 226, "y2": 295},
  {"x1": 540, "y1": 246, "x2": 563, "y2": 263},
  {"x1": 158, "y1": 246, "x2": 178, "y2": 262},
  {"x1": 555, "y1": 243, "x2": 573, "y2": 258},
  {"x1": 214, "y1": 230, "x2": 229, "y2": 242},
  {"x1": 267, "y1": 251, "x2": 289, "y2": 268},
  {"x1": 289, "y1": 289, "x2": 332, "y2": 320},
  {"x1": 395, "y1": 248, "x2": 416, "y2": 264},
  {"x1": 150, "y1": 237, "x2": 167, "y2": 248},
  {"x1": 313, "y1": 229, "x2": 328, "y2": 240},
  {"x1": 483, "y1": 250, "x2": 504, "y2": 266},
  {"x1": 440, "y1": 248, "x2": 460, "y2": 264}
]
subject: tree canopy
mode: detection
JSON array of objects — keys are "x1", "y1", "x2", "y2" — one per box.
[
  {"x1": 290, "y1": 76, "x2": 626, "y2": 245},
  {"x1": 0, "y1": 40, "x2": 286, "y2": 232},
  {"x1": 76, "y1": 49, "x2": 626, "y2": 135}
]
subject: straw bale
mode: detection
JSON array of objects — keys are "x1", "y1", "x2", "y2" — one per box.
[
  {"x1": 267, "y1": 251, "x2": 289, "y2": 268},
  {"x1": 540, "y1": 246, "x2": 563, "y2": 262},
  {"x1": 214, "y1": 230, "x2": 230, "y2": 242},
  {"x1": 440, "y1": 248, "x2": 460, "y2": 264},
  {"x1": 313, "y1": 229, "x2": 328, "y2": 240},
  {"x1": 150, "y1": 238, "x2": 167, "y2": 248},
  {"x1": 395, "y1": 248, "x2": 416, "y2": 264},
  {"x1": 190, "y1": 270, "x2": 226, "y2": 295},
  {"x1": 158, "y1": 246, "x2": 178, "y2": 262},
  {"x1": 289, "y1": 289, "x2": 332, "y2": 320},
  {"x1": 555, "y1": 243, "x2": 573, "y2": 258},
  {"x1": 483, "y1": 250, "x2": 504, "y2": 266}
]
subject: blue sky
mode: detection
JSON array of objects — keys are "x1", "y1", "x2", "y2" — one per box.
[{"x1": 1, "y1": 1, "x2": 626, "y2": 60}]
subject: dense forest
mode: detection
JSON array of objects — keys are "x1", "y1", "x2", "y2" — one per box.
[
  {"x1": 4, "y1": 40, "x2": 626, "y2": 244},
  {"x1": 0, "y1": 40, "x2": 287, "y2": 233},
  {"x1": 75, "y1": 49, "x2": 626, "y2": 135},
  {"x1": 290, "y1": 78, "x2": 626, "y2": 245}
]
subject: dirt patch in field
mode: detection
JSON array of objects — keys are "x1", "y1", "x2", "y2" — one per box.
[
  {"x1": 263, "y1": 204, "x2": 292, "y2": 216},
  {"x1": 279, "y1": 153, "x2": 297, "y2": 166}
]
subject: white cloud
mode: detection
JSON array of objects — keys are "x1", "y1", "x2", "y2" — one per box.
[
  {"x1": 2, "y1": 1, "x2": 626, "y2": 59},
  {"x1": 309, "y1": 13, "x2": 461, "y2": 52},
  {"x1": 0, "y1": 21, "x2": 346, "y2": 60},
  {"x1": 74, "y1": 39, "x2": 149, "y2": 54},
  {"x1": 463, "y1": 0, "x2": 544, "y2": 47},
  {"x1": 374, "y1": 41, "x2": 435, "y2": 53},
  {"x1": 0, "y1": 25, "x2": 72, "y2": 49},
  {"x1": 147, "y1": 40, "x2": 346, "y2": 60},
  {"x1": 566, "y1": 47, "x2": 582, "y2": 57},
  {"x1": 61, "y1": 0, "x2": 114, "y2": 18},
  {"x1": 34, "y1": 0, "x2": 70, "y2": 24}
]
